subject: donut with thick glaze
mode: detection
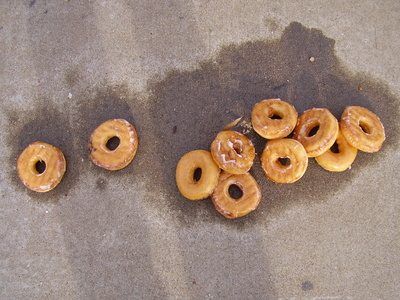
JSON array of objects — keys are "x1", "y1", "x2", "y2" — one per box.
[{"x1": 211, "y1": 130, "x2": 255, "y2": 174}]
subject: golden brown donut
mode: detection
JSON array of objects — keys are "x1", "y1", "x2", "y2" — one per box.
[
  {"x1": 293, "y1": 108, "x2": 339, "y2": 157},
  {"x1": 17, "y1": 141, "x2": 66, "y2": 192},
  {"x1": 176, "y1": 150, "x2": 220, "y2": 200},
  {"x1": 315, "y1": 130, "x2": 358, "y2": 172},
  {"x1": 251, "y1": 98, "x2": 298, "y2": 139},
  {"x1": 89, "y1": 119, "x2": 139, "y2": 171},
  {"x1": 340, "y1": 106, "x2": 385, "y2": 153},
  {"x1": 210, "y1": 130, "x2": 255, "y2": 174},
  {"x1": 261, "y1": 138, "x2": 308, "y2": 183},
  {"x1": 212, "y1": 172, "x2": 261, "y2": 219}
]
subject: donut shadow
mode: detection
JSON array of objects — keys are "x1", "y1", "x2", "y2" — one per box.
[{"x1": 147, "y1": 22, "x2": 400, "y2": 229}]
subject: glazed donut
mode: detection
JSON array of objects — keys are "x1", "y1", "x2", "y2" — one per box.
[
  {"x1": 89, "y1": 119, "x2": 139, "y2": 171},
  {"x1": 17, "y1": 141, "x2": 66, "y2": 192},
  {"x1": 176, "y1": 150, "x2": 220, "y2": 200},
  {"x1": 340, "y1": 106, "x2": 385, "y2": 153},
  {"x1": 210, "y1": 130, "x2": 255, "y2": 174},
  {"x1": 293, "y1": 108, "x2": 339, "y2": 157},
  {"x1": 261, "y1": 138, "x2": 308, "y2": 183},
  {"x1": 315, "y1": 130, "x2": 358, "y2": 172},
  {"x1": 251, "y1": 98, "x2": 298, "y2": 139},
  {"x1": 212, "y1": 172, "x2": 261, "y2": 219}
]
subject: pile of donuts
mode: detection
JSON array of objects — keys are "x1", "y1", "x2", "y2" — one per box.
[
  {"x1": 17, "y1": 119, "x2": 139, "y2": 192},
  {"x1": 176, "y1": 99, "x2": 385, "y2": 219}
]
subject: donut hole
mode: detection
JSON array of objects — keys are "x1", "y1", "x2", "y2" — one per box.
[
  {"x1": 307, "y1": 125, "x2": 320, "y2": 137},
  {"x1": 35, "y1": 160, "x2": 46, "y2": 174},
  {"x1": 268, "y1": 111, "x2": 283, "y2": 119},
  {"x1": 106, "y1": 136, "x2": 120, "y2": 151},
  {"x1": 278, "y1": 157, "x2": 291, "y2": 167},
  {"x1": 359, "y1": 121, "x2": 371, "y2": 134},
  {"x1": 330, "y1": 142, "x2": 340, "y2": 153},
  {"x1": 233, "y1": 142, "x2": 243, "y2": 155},
  {"x1": 193, "y1": 168, "x2": 202, "y2": 182},
  {"x1": 228, "y1": 184, "x2": 243, "y2": 200}
]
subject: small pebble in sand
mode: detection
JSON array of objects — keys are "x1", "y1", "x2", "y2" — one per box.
[{"x1": 309, "y1": 56, "x2": 315, "y2": 62}]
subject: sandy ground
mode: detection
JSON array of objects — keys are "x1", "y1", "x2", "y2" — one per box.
[{"x1": 1, "y1": 1, "x2": 400, "y2": 299}]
